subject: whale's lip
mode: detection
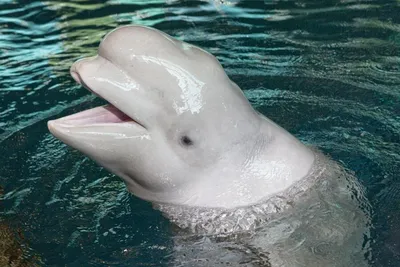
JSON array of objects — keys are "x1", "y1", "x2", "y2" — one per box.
[
  {"x1": 48, "y1": 104, "x2": 140, "y2": 127},
  {"x1": 48, "y1": 69, "x2": 145, "y2": 129}
]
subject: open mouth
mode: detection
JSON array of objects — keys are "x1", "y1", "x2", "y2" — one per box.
[
  {"x1": 50, "y1": 70, "x2": 144, "y2": 128},
  {"x1": 52, "y1": 104, "x2": 136, "y2": 126}
]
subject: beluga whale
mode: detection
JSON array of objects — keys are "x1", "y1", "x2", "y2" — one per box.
[{"x1": 48, "y1": 25, "x2": 371, "y2": 266}]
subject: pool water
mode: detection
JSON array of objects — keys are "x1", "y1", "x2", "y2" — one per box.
[{"x1": 0, "y1": 0, "x2": 399, "y2": 266}]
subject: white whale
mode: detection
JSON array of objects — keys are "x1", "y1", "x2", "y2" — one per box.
[{"x1": 48, "y1": 25, "x2": 370, "y2": 266}]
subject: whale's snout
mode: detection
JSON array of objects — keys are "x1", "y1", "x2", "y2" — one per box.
[
  {"x1": 69, "y1": 56, "x2": 98, "y2": 87},
  {"x1": 70, "y1": 65, "x2": 80, "y2": 85}
]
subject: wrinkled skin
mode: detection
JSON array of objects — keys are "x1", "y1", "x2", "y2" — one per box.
[
  {"x1": 48, "y1": 25, "x2": 314, "y2": 209},
  {"x1": 48, "y1": 25, "x2": 370, "y2": 266},
  {"x1": 168, "y1": 154, "x2": 370, "y2": 267}
]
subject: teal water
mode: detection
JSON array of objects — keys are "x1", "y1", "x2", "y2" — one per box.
[{"x1": 0, "y1": 0, "x2": 399, "y2": 266}]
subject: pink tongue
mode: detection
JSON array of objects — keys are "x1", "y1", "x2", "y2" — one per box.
[{"x1": 59, "y1": 105, "x2": 133, "y2": 125}]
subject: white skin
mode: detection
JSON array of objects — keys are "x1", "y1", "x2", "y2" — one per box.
[{"x1": 48, "y1": 25, "x2": 314, "y2": 209}]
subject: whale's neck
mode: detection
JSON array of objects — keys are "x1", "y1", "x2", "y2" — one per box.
[
  {"x1": 153, "y1": 149, "x2": 331, "y2": 235},
  {"x1": 255, "y1": 114, "x2": 316, "y2": 184}
]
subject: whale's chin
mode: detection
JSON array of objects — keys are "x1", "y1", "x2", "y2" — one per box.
[{"x1": 50, "y1": 104, "x2": 143, "y2": 128}]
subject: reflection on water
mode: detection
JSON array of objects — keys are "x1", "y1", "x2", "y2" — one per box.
[{"x1": 0, "y1": 0, "x2": 399, "y2": 266}]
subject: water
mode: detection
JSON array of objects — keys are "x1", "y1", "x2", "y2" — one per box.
[{"x1": 0, "y1": 0, "x2": 399, "y2": 266}]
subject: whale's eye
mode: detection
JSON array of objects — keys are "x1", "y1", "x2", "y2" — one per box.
[{"x1": 180, "y1": 135, "x2": 194, "y2": 147}]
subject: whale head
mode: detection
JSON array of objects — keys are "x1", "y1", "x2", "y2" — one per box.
[{"x1": 48, "y1": 25, "x2": 314, "y2": 209}]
